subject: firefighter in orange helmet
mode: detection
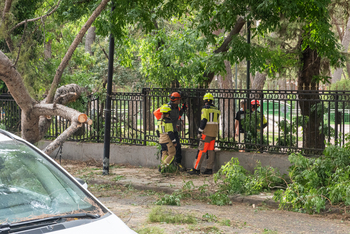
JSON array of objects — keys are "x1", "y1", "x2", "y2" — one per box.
[
  {"x1": 251, "y1": 100, "x2": 268, "y2": 130},
  {"x1": 167, "y1": 91, "x2": 187, "y2": 171}
]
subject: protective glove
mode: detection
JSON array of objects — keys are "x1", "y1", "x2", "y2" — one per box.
[
  {"x1": 181, "y1": 103, "x2": 187, "y2": 111},
  {"x1": 197, "y1": 133, "x2": 202, "y2": 139}
]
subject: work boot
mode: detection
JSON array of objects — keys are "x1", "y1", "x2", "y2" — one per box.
[
  {"x1": 175, "y1": 162, "x2": 186, "y2": 172},
  {"x1": 187, "y1": 168, "x2": 200, "y2": 175},
  {"x1": 202, "y1": 169, "x2": 213, "y2": 175}
]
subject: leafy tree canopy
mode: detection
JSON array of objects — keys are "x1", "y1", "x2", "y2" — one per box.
[{"x1": 107, "y1": 0, "x2": 345, "y2": 87}]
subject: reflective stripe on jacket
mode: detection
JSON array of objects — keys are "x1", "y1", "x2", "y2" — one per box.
[
  {"x1": 157, "y1": 118, "x2": 176, "y2": 144},
  {"x1": 199, "y1": 105, "x2": 221, "y2": 137}
]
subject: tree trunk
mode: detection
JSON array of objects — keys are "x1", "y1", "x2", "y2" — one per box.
[
  {"x1": 188, "y1": 91, "x2": 204, "y2": 145},
  {"x1": 44, "y1": 39, "x2": 52, "y2": 59},
  {"x1": 217, "y1": 60, "x2": 234, "y2": 138},
  {"x1": 252, "y1": 72, "x2": 266, "y2": 90},
  {"x1": 297, "y1": 46, "x2": 325, "y2": 152},
  {"x1": 332, "y1": 16, "x2": 350, "y2": 84},
  {"x1": 85, "y1": 26, "x2": 96, "y2": 56},
  {"x1": 346, "y1": 62, "x2": 350, "y2": 79},
  {"x1": 277, "y1": 78, "x2": 286, "y2": 90},
  {"x1": 217, "y1": 61, "x2": 233, "y2": 89},
  {"x1": 144, "y1": 89, "x2": 154, "y2": 132},
  {"x1": 0, "y1": 50, "x2": 91, "y2": 145},
  {"x1": 128, "y1": 98, "x2": 140, "y2": 138}
]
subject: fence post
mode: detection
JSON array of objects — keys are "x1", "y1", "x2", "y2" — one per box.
[
  {"x1": 260, "y1": 92, "x2": 264, "y2": 152},
  {"x1": 334, "y1": 92, "x2": 339, "y2": 145},
  {"x1": 97, "y1": 96, "x2": 100, "y2": 142},
  {"x1": 142, "y1": 88, "x2": 147, "y2": 146},
  {"x1": 103, "y1": 4, "x2": 115, "y2": 175}
]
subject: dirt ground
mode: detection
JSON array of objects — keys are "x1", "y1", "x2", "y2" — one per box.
[{"x1": 59, "y1": 159, "x2": 350, "y2": 234}]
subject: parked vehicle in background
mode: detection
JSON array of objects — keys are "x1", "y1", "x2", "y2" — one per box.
[{"x1": 0, "y1": 129, "x2": 136, "y2": 233}]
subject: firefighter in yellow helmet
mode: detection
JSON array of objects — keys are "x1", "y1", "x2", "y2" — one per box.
[
  {"x1": 188, "y1": 93, "x2": 221, "y2": 175},
  {"x1": 156, "y1": 104, "x2": 177, "y2": 172}
]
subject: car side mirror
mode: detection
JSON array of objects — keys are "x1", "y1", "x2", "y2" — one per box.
[{"x1": 75, "y1": 178, "x2": 88, "y2": 190}]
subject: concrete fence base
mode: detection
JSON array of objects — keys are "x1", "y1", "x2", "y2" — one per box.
[{"x1": 38, "y1": 141, "x2": 292, "y2": 175}]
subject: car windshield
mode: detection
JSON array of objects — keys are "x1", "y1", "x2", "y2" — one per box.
[{"x1": 0, "y1": 136, "x2": 104, "y2": 223}]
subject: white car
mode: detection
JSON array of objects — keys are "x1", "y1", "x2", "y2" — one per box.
[{"x1": 0, "y1": 129, "x2": 136, "y2": 233}]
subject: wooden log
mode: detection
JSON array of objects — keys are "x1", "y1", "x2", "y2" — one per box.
[
  {"x1": 77, "y1": 113, "x2": 87, "y2": 123},
  {"x1": 87, "y1": 118, "x2": 93, "y2": 125}
]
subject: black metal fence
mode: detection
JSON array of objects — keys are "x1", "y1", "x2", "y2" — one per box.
[
  {"x1": 2, "y1": 89, "x2": 350, "y2": 156},
  {"x1": 0, "y1": 94, "x2": 21, "y2": 132}
]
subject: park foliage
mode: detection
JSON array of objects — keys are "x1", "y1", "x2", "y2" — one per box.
[
  {"x1": 1, "y1": 0, "x2": 347, "y2": 97},
  {"x1": 156, "y1": 137, "x2": 350, "y2": 214}
]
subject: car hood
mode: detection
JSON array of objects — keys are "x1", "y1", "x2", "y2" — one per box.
[{"x1": 14, "y1": 213, "x2": 136, "y2": 234}]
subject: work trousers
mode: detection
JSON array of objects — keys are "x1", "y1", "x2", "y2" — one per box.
[
  {"x1": 193, "y1": 134, "x2": 216, "y2": 170},
  {"x1": 174, "y1": 131, "x2": 182, "y2": 164},
  {"x1": 160, "y1": 142, "x2": 176, "y2": 167}
]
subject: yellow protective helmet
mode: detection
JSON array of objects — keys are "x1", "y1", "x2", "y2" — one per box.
[
  {"x1": 203, "y1": 93, "x2": 214, "y2": 101},
  {"x1": 160, "y1": 104, "x2": 171, "y2": 113}
]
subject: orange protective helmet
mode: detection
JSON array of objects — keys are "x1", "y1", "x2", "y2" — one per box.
[
  {"x1": 251, "y1": 100, "x2": 260, "y2": 106},
  {"x1": 170, "y1": 92, "x2": 181, "y2": 101}
]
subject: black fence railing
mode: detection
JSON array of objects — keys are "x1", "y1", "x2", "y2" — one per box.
[
  {"x1": 2, "y1": 89, "x2": 350, "y2": 156},
  {"x1": 0, "y1": 94, "x2": 21, "y2": 132}
]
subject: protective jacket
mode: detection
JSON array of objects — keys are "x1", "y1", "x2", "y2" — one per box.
[
  {"x1": 198, "y1": 104, "x2": 221, "y2": 137},
  {"x1": 157, "y1": 117, "x2": 176, "y2": 144},
  {"x1": 168, "y1": 101, "x2": 184, "y2": 132},
  {"x1": 254, "y1": 111, "x2": 268, "y2": 130}
]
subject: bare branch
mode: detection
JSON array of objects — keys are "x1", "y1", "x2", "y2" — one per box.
[
  {"x1": 14, "y1": 20, "x2": 27, "y2": 67},
  {"x1": 2, "y1": 0, "x2": 14, "y2": 52},
  {"x1": 46, "y1": 0, "x2": 110, "y2": 104},
  {"x1": 39, "y1": 83, "x2": 87, "y2": 139},
  {"x1": 33, "y1": 103, "x2": 90, "y2": 155},
  {"x1": 214, "y1": 17, "x2": 246, "y2": 54},
  {"x1": 97, "y1": 42, "x2": 109, "y2": 59},
  {"x1": 332, "y1": 16, "x2": 343, "y2": 41},
  {"x1": 33, "y1": 103, "x2": 87, "y2": 122},
  {"x1": 2, "y1": 0, "x2": 12, "y2": 19},
  {"x1": 53, "y1": 92, "x2": 77, "y2": 107},
  {"x1": 10, "y1": 0, "x2": 62, "y2": 32},
  {"x1": 43, "y1": 121, "x2": 81, "y2": 155},
  {"x1": 203, "y1": 17, "x2": 246, "y2": 84}
]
